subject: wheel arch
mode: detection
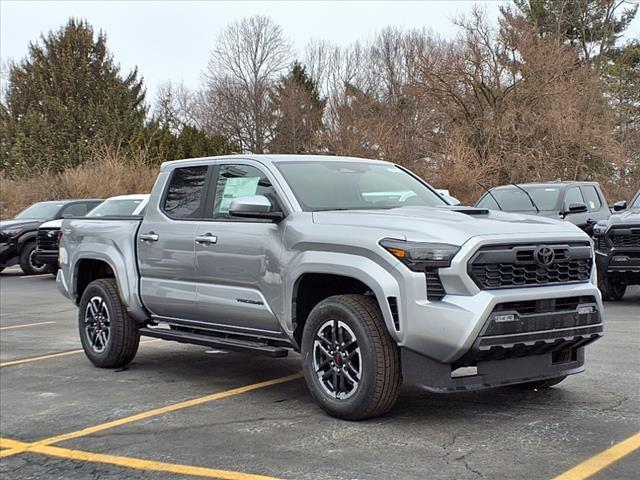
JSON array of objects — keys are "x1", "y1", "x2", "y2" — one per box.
[
  {"x1": 286, "y1": 252, "x2": 401, "y2": 348},
  {"x1": 16, "y1": 231, "x2": 37, "y2": 252}
]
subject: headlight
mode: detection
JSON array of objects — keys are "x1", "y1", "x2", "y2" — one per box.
[
  {"x1": 1, "y1": 228, "x2": 24, "y2": 238},
  {"x1": 592, "y1": 224, "x2": 608, "y2": 236},
  {"x1": 380, "y1": 239, "x2": 460, "y2": 271}
]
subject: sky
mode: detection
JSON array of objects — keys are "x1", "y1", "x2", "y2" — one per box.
[{"x1": 1, "y1": 0, "x2": 639, "y2": 104}]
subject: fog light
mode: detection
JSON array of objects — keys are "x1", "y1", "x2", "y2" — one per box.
[
  {"x1": 578, "y1": 306, "x2": 595, "y2": 315},
  {"x1": 494, "y1": 313, "x2": 515, "y2": 322}
]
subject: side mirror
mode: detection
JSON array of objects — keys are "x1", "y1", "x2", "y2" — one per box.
[
  {"x1": 228, "y1": 195, "x2": 284, "y2": 222},
  {"x1": 564, "y1": 202, "x2": 588, "y2": 215},
  {"x1": 613, "y1": 200, "x2": 627, "y2": 212}
]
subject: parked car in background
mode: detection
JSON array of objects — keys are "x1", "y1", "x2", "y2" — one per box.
[
  {"x1": 475, "y1": 182, "x2": 611, "y2": 234},
  {"x1": 0, "y1": 199, "x2": 103, "y2": 275},
  {"x1": 58, "y1": 155, "x2": 603, "y2": 420},
  {"x1": 592, "y1": 189, "x2": 640, "y2": 301},
  {"x1": 35, "y1": 194, "x2": 149, "y2": 272}
]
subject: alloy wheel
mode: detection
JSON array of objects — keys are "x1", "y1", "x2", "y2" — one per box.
[
  {"x1": 313, "y1": 319, "x2": 362, "y2": 400},
  {"x1": 84, "y1": 296, "x2": 111, "y2": 353}
]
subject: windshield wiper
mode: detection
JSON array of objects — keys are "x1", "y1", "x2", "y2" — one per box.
[
  {"x1": 478, "y1": 183, "x2": 503, "y2": 211},
  {"x1": 511, "y1": 183, "x2": 540, "y2": 214}
]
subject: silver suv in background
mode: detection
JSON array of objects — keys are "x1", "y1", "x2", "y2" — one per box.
[{"x1": 57, "y1": 155, "x2": 603, "y2": 420}]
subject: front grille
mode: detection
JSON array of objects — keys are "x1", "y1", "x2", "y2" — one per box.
[
  {"x1": 425, "y1": 268, "x2": 446, "y2": 300},
  {"x1": 37, "y1": 228, "x2": 59, "y2": 251},
  {"x1": 469, "y1": 242, "x2": 592, "y2": 289},
  {"x1": 493, "y1": 295, "x2": 596, "y2": 316},
  {"x1": 610, "y1": 231, "x2": 640, "y2": 248}
]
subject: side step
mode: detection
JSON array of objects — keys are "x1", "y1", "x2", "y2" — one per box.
[{"x1": 139, "y1": 327, "x2": 289, "y2": 357}]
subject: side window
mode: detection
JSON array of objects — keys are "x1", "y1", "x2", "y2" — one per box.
[
  {"x1": 582, "y1": 186, "x2": 602, "y2": 211},
  {"x1": 476, "y1": 194, "x2": 499, "y2": 210},
  {"x1": 564, "y1": 187, "x2": 585, "y2": 209},
  {"x1": 212, "y1": 164, "x2": 281, "y2": 219},
  {"x1": 61, "y1": 203, "x2": 88, "y2": 217},
  {"x1": 163, "y1": 166, "x2": 208, "y2": 219}
]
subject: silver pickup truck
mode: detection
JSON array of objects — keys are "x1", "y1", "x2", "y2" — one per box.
[{"x1": 57, "y1": 155, "x2": 604, "y2": 420}]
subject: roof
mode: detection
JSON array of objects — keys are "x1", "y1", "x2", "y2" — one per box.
[
  {"x1": 103, "y1": 194, "x2": 150, "y2": 201},
  {"x1": 160, "y1": 154, "x2": 391, "y2": 171},
  {"x1": 490, "y1": 181, "x2": 600, "y2": 189}
]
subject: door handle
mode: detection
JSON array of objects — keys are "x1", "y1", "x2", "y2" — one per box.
[
  {"x1": 195, "y1": 234, "x2": 217, "y2": 245},
  {"x1": 139, "y1": 232, "x2": 159, "y2": 242}
]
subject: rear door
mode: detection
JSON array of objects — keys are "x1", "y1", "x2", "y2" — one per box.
[
  {"x1": 194, "y1": 161, "x2": 286, "y2": 336},
  {"x1": 563, "y1": 186, "x2": 591, "y2": 227},
  {"x1": 581, "y1": 185, "x2": 609, "y2": 222},
  {"x1": 138, "y1": 164, "x2": 211, "y2": 320}
]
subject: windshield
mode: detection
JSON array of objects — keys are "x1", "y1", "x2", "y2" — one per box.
[
  {"x1": 275, "y1": 161, "x2": 447, "y2": 211},
  {"x1": 477, "y1": 186, "x2": 561, "y2": 212},
  {"x1": 15, "y1": 202, "x2": 65, "y2": 220},
  {"x1": 86, "y1": 199, "x2": 145, "y2": 217}
]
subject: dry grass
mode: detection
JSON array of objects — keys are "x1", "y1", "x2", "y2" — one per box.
[{"x1": 1, "y1": 146, "x2": 158, "y2": 218}]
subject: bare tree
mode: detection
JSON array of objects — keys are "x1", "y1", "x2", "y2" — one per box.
[
  {"x1": 153, "y1": 81, "x2": 197, "y2": 133},
  {"x1": 202, "y1": 15, "x2": 293, "y2": 153}
]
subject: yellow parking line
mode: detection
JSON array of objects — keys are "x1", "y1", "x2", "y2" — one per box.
[
  {"x1": 0, "y1": 320, "x2": 57, "y2": 331},
  {"x1": 0, "y1": 339, "x2": 160, "y2": 367},
  {"x1": 552, "y1": 432, "x2": 640, "y2": 480},
  {"x1": 19, "y1": 273, "x2": 53, "y2": 279},
  {"x1": 0, "y1": 438, "x2": 279, "y2": 480},
  {"x1": 0, "y1": 373, "x2": 302, "y2": 459}
]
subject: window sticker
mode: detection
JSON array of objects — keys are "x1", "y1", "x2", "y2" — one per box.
[{"x1": 218, "y1": 177, "x2": 260, "y2": 213}]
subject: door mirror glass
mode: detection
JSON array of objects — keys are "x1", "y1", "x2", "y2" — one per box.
[
  {"x1": 565, "y1": 202, "x2": 588, "y2": 215},
  {"x1": 613, "y1": 200, "x2": 627, "y2": 212},
  {"x1": 228, "y1": 195, "x2": 283, "y2": 221}
]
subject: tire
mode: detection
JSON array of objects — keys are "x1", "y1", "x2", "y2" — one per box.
[
  {"x1": 301, "y1": 294, "x2": 401, "y2": 420},
  {"x1": 78, "y1": 278, "x2": 140, "y2": 368},
  {"x1": 598, "y1": 275, "x2": 626, "y2": 301},
  {"x1": 512, "y1": 376, "x2": 567, "y2": 390},
  {"x1": 19, "y1": 242, "x2": 48, "y2": 275}
]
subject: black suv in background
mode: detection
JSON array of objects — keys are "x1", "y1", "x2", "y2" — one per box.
[
  {"x1": 592, "y1": 190, "x2": 640, "y2": 300},
  {"x1": 0, "y1": 199, "x2": 102, "y2": 275},
  {"x1": 475, "y1": 182, "x2": 612, "y2": 234}
]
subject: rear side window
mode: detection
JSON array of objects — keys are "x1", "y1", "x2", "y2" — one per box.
[
  {"x1": 212, "y1": 164, "x2": 281, "y2": 219},
  {"x1": 61, "y1": 203, "x2": 90, "y2": 217},
  {"x1": 582, "y1": 186, "x2": 602, "y2": 211},
  {"x1": 163, "y1": 166, "x2": 208, "y2": 219},
  {"x1": 564, "y1": 187, "x2": 585, "y2": 209}
]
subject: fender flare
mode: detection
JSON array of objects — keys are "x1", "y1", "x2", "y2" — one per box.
[
  {"x1": 284, "y1": 251, "x2": 401, "y2": 340},
  {"x1": 16, "y1": 231, "x2": 37, "y2": 253}
]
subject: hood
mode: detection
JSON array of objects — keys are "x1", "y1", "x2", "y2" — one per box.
[
  {"x1": 0, "y1": 219, "x2": 42, "y2": 232},
  {"x1": 607, "y1": 208, "x2": 640, "y2": 226},
  {"x1": 312, "y1": 206, "x2": 585, "y2": 245},
  {"x1": 39, "y1": 219, "x2": 63, "y2": 229}
]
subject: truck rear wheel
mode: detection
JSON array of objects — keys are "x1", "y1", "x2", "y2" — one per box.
[
  {"x1": 301, "y1": 294, "x2": 401, "y2": 420},
  {"x1": 78, "y1": 278, "x2": 140, "y2": 368}
]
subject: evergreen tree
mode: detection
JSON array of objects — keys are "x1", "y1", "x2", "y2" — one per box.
[
  {"x1": 510, "y1": 0, "x2": 638, "y2": 62},
  {"x1": 269, "y1": 62, "x2": 325, "y2": 153},
  {"x1": 1, "y1": 18, "x2": 146, "y2": 175}
]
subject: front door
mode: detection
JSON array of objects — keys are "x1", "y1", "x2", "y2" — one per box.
[
  {"x1": 138, "y1": 165, "x2": 210, "y2": 320},
  {"x1": 195, "y1": 162, "x2": 285, "y2": 336}
]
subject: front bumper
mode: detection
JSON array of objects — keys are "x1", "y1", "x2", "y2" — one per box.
[
  {"x1": 595, "y1": 248, "x2": 640, "y2": 274},
  {"x1": 33, "y1": 249, "x2": 59, "y2": 267},
  {"x1": 0, "y1": 241, "x2": 18, "y2": 266}
]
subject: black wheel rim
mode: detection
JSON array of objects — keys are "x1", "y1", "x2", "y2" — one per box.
[
  {"x1": 313, "y1": 319, "x2": 362, "y2": 400},
  {"x1": 28, "y1": 249, "x2": 46, "y2": 273},
  {"x1": 84, "y1": 296, "x2": 110, "y2": 353}
]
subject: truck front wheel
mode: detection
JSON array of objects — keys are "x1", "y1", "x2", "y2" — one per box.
[
  {"x1": 301, "y1": 294, "x2": 401, "y2": 420},
  {"x1": 78, "y1": 278, "x2": 140, "y2": 368},
  {"x1": 19, "y1": 242, "x2": 48, "y2": 275},
  {"x1": 598, "y1": 276, "x2": 626, "y2": 301}
]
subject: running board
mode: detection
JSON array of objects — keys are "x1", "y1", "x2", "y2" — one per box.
[{"x1": 139, "y1": 327, "x2": 289, "y2": 357}]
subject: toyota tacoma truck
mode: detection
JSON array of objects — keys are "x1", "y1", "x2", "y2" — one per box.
[
  {"x1": 57, "y1": 155, "x2": 604, "y2": 420},
  {"x1": 592, "y1": 189, "x2": 640, "y2": 301}
]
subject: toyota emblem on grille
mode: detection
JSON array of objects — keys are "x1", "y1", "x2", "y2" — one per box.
[{"x1": 534, "y1": 246, "x2": 555, "y2": 267}]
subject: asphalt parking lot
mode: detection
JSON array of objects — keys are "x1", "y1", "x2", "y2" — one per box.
[{"x1": 0, "y1": 267, "x2": 638, "y2": 480}]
